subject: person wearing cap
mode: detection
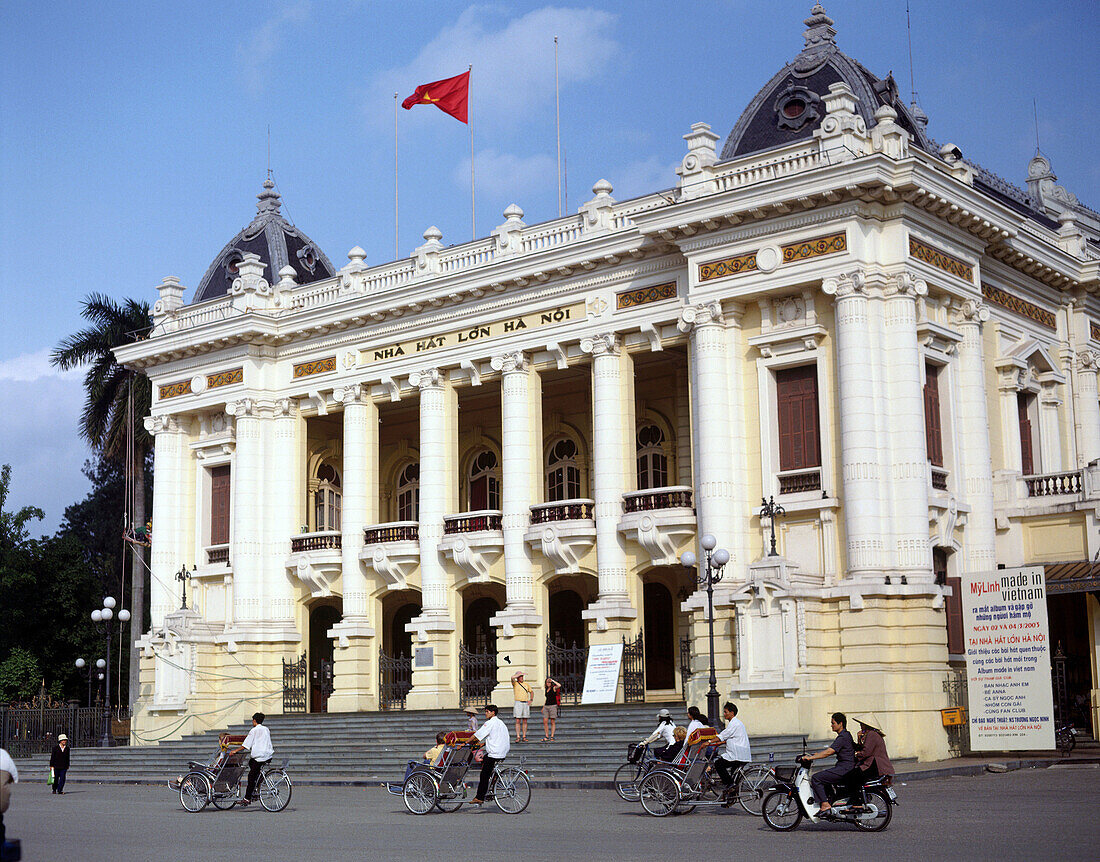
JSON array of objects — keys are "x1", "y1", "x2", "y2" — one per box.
[
  {"x1": 853, "y1": 716, "x2": 895, "y2": 782},
  {"x1": 510, "y1": 671, "x2": 533, "y2": 742},
  {"x1": 463, "y1": 706, "x2": 479, "y2": 733},
  {"x1": 49, "y1": 734, "x2": 71, "y2": 794},
  {"x1": 637, "y1": 708, "x2": 676, "y2": 757}
]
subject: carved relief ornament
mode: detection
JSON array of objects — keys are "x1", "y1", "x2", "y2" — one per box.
[
  {"x1": 950, "y1": 299, "x2": 990, "y2": 327},
  {"x1": 490, "y1": 351, "x2": 529, "y2": 374},
  {"x1": 579, "y1": 332, "x2": 621, "y2": 357},
  {"x1": 408, "y1": 367, "x2": 443, "y2": 389},
  {"x1": 676, "y1": 301, "x2": 725, "y2": 333},
  {"x1": 820, "y1": 270, "x2": 867, "y2": 300}
]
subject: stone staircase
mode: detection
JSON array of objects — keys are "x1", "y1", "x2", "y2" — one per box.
[{"x1": 13, "y1": 703, "x2": 828, "y2": 787}]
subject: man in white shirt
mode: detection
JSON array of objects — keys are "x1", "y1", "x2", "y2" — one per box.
[
  {"x1": 232, "y1": 712, "x2": 275, "y2": 806},
  {"x1": 1, "y1": 747, "x2": 18, "y2": 846},
  {"x1": 471, "y1": 704, "x2": 510, "y2": 805},
  {"x1": 715, "y1": 702, "x2": 752, "y2": 803}
]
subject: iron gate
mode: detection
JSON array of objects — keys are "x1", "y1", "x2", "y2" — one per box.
[
  {"x1": 942, "y1": 669, "x2": 970, "y2": 756},
  {"x1": 282, "y1": 654, "x2": 307, "y2": 714},
  {"x1": 679, "y1": 635, "x2": 692, "y2": 696},
  {"x1": 623, "y1": 632, "x2": 645, "y2": 703},
  {"x1": 546, "y1": 637, "x2": 587, "y2": 705},
  {"x1": 0, "y1": 705, "x2": 107, "y2": 757},
  {"x1": 379, "y1": 649, "x2": 412, "y2": 711},
  {"x1": 459, "y1": 642, "x2": 497, "y2": 708},
  {"x1": 1052, "y1": 645, "x2": 1069, "y2": 725}
]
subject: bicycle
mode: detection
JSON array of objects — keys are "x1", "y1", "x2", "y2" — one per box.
[{"x1": 614, "y1": 743, "x2": 659, "y2": 802}]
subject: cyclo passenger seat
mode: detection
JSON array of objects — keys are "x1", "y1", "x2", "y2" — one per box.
[
  {"x1": 441, "y1": 730, "x2": 477, "y2": 787},
  {"x1": 681, "y1": 728, "x2": 719, "y2": 782}
]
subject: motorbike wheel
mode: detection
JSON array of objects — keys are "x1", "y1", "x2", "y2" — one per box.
[
  {"x1": 614, "y1": 762, "x2": 646, "y2": 802},
  {"x1": 736, "y1": 764, "x2": 780, "y2": 817},
  {"x1": 639, "y1": 771, "x2": 680, "y2": 817},
  {"x1": 761, "y1": 789, "x2": 803, "y2": 831},
  {"x1": 852, "y1": 788, "x2": 893, "y2": 832},
  {"x1": 1057, "y1": 729, "x2": 1076, "y2": 757}
]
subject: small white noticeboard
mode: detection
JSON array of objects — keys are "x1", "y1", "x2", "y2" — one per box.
[{"x1": 581, "y1": 643, "x2": 624, "y2": 704}]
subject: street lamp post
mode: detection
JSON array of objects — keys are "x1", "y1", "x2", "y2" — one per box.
[
  {"x1": 681, "y1": 534, "x2": 730, "y2": 726},
  {"x1": 74, "y1": 657, "x2": 106, "y2": 709},
  {"x1": 760, "y1": 496, "x2": 786, "y2": 557},
  {"x1": 90, "y1": 597, "x2": 131, "y2": 746},
  {"x1": 175, "y1": 565, "x2": 193, "y2": 610}
]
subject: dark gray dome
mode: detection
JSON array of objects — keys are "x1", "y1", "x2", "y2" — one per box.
[
  {"x1": 721, "y1": 4, "x2": 932, "y2": 161},
  {"x1": 192, "y1": 178, "x2": 335, "y2": 303}
]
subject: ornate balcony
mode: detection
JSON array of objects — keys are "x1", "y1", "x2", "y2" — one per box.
[
  {"x1": 930, "y1": 467, "x2": 949, "y2": 492},
  {"x1": 205, "y1": 543, "x2": 229, "y2": 565},
  {"x1": 526, "y1": 499, "x2": 596, "y2": 574},
  {"x1": 619, "y1": 486, "x2": 696, "y2": 566},
  {"x1": 1025, "y1": 470, "x2": 1083, "y2": 498},
  {"x1": 285, "y1": 531, "x2": 342, "y2": 598},
  {"x1": 777, "y1": 468, "x2": 822, "y2": 495},
  {"x1": 440, "y1": 510, "x2": 504, "y2": 584},
  {"x1": 360, "y1": 521, "x2": 420, "y2": 590}
]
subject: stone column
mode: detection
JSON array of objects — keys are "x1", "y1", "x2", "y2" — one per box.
[
  {"x1": 146, "y1": 414, "x2": 187, "y2": 630},
  {"x1": 263, "y1": 398, "x2": 301, "y2": 634},
  {"x1": 1075, "y1": 351, "x2": 1100, "y2": 466},
  {"x1": 580, "y1": 333, "x2": 638, "y2": 638},
  {"x1": 328, "y1": 384, "x2": 379, "y2": 711},
  {"x1": 227, "y1": 398, "x2": 265, "y2": 629},
  {"x1": 489, "y1": 351, "x2": 543, "y2": 698},
  {"x1": 952, "y1": 300, "x2": 997, "y2": 577},
  {"x1": 823, "y1": 271, "x2": 886, "y2": 580},
  {"x1": 884, "y1": 272, "x2": 932, "y2": 581},
  {"x1": 405, "y1": 367, "x2": 458, "y2": 708}
]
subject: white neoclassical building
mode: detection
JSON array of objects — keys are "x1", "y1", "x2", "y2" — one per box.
[{"x1": 118, "y1": 5, "x2": 1100, "y2": 759}]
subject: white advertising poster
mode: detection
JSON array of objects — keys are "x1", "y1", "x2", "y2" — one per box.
[
  {"x1": 581, "y1": 643, "x2": 624, "y2": 704},
  {"x1": 961, "y1": 566, "x2": 1055, "y2": 751}
]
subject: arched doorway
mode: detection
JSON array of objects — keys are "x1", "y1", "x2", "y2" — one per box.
[
  {"x1": 643, "y1": 582, "x2": 675, "y2": 690},
  {"x1": 380, "y1": 594, "x2": 420, "y2": 711},
  {"x1": 308, "y1": 603, "x2": 341, "y2": 713},
  {"x1": 464, "y1": 596, "x2": 501, "y2": 654},
  {"x1": 549, "y1": 590, "x2": 586, "y2": 648},
  {"x1": 387, "y1": 600, "x2": 420, "y2": 659}
]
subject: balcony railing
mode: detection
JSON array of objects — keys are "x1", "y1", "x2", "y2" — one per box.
[
  {"x1": 930, "y1": 467, "x2": 949, "y2": 492},
  {"x1": 530, "y1": 499, "x2": 595, "y2": 524},
  {"x1": 1024, "y1": 470, "x2": 1083, "y2": 498},
  {"x1": 443, "y1": 511, "x2": 503, "y2": 534},
  {"x1": 206, "y1": 544, "x2": 229, "y2": 565},
  {"x1": 777, "y1": 468, "x2": 822, "y2": 495},
  {"x1": 622, "y1": 486, "x2": 694, "y2": 513},
  {"x1": 364, "y1": 521, "x2": 419, "y2": 543},
  {"x1": 291, "y1": 531, "x2": 341, "y2": 553}
]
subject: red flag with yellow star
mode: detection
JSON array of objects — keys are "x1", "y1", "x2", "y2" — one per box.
[{"x1": 401, "y1": 71, "x2": 469, "y2": 124}]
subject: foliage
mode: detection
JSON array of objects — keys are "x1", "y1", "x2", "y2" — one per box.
[
  {"x1": 0, "y1": 463, "x2": 44, "y2": 554},
  {"x1": 0, "y1": 648, "x2": 41, "y2": 702}
]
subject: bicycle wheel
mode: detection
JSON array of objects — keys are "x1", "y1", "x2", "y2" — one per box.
[
  {"x1": 259, "y1": 771, "x2": 292, "y2": 812},
  {"x1": 434, "y1": 781, "x2": 465, "y2": 812},
  {"x1": 211, "y1": 776, "x2": 241, "y2": 810},
  {"x1": 639, "y1": 771, "x2": 680, "y2": 817},
  {"x1": 614, "y1": 762, "x2": 645, "y2": 802},
  {"x1": 402, "y1": 771, "x2": 438, "y2": 815},
  {"x1": 852, "y1": 788, "x2": 892, "y2": 832},
  {"x1": 180, "y1": 772, "x2": 211, "y2": 813},
  {"x1": 736, "y1": 764, "x2": 779, "y2": 816},
  {"x1": 761, "y1": 789, "x2": 803, "y2": 831},
  {"x1": 491, "y1": 767, "x2": 531, "y2": 814}
]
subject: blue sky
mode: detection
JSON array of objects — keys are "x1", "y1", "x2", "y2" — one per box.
[{"x1": 1, "y1": 0, "x2": 1098, "y2": 533}]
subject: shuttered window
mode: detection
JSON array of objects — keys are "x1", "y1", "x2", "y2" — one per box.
[
  {"x1": 1018, "y1": 393, "x2": 1035, "y2": 475},
  {"x1": 935, "y1": 548, "x2": 964, "y2": 656},
  {"x1": 210, "y1": 465, "x2": 231, "y2": 545},
  {"x1": 776, "y1": 365, "x2": 821, "y2": 471},
  {"x1": 924, "y1": 364, "x2": 944, "y2": 467}
]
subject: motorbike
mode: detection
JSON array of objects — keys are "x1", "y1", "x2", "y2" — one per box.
[
  {"x1": 1056, "y1": 723, "x2": 1077, "y2": 756},
  {"x1": 761, "y1": 757, "x2": 896, "y2": 832}
]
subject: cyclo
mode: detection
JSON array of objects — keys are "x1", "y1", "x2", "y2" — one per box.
[
  {"x1": 386, "y1": 730, "x2": 531, "y2": 815},
  {"x1": 637, "y1": 728, "x2": 775, "y2": 817},
  {"x1": 172, "y1": 733, "x2": 292, "y2": 813}
]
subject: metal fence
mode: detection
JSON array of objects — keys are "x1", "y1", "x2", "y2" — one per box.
[
  {"x1": 458, "y1": 642, "x2": 497, "y2": 708},
  {"x1": 282, "y1": 654, "x2": 307, "y2": 714},
  {"x1": 1, "y1": 705, "x2": 127, "y2": 757},
  {"x1": 622, "y1": 633, "x2": 645, "y2": 703},
  {"x1": 546, "y1": 638, "x2": 587, "y2": 705},
  {"x1": 379, "y1": 649, "x2": 412, "y2": 711}
]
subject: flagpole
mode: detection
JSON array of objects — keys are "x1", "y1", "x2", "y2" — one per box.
[
  {"x1": 394, "y1": 92, "x2": 399, "y2": 260},
  {"x1": 469, "y1": 64, "x2": 475, "y2": 239},
  {"x1": 555, "y1": 35, "x2": 562, "y2": 218}
]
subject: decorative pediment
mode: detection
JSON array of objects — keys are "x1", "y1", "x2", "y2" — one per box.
[{"x1": 995, "y1": 337, "x2": 1065, "y2": 391}]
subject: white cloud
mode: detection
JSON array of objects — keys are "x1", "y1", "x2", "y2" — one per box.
[
  {"x1": 0, "y1": 348, "x2": 81, "y2": 383},
  {"x1": 371, "y1": 5, "x2": 620, "y2": 131},
  {"x1": 237, "y1": 1, "x2": 312, "y2": 95},
  {"x1": 455, "y1": 149, "x2": 558, "y2": 197}
]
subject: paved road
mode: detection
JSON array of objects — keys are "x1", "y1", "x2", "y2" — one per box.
[{"x1": 4, "y1": 764, "x2": 1098, "y2": 861}]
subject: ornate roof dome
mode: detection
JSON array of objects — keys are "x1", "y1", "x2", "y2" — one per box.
[
  {"x1": 192, "y1": 178, "x2": 335, "y2": 303},
  {"x1": 721, "y1": 4, "x2": 932, "y2": 160}
]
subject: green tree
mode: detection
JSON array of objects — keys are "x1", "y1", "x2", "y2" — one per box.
[
  {"x1": 0, "y1": 648, "x2": 41, "y2": 702},
  {"x1": 52, "y1": 293, "x2": 153, "y2": 709},
  {"x1": 0, "y1": 463, "x2": 44, "y2": 553}
]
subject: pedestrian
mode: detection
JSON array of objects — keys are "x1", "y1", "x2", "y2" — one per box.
[
  {"x1": 463, "y1": 706, "x2": 479, "y2": 733},
  {"x1": 50, "y1": 734, "x2": 71, "y2": 795},
  {"x1": 715, "y1": 702, "x2": 752, "y2": 807},
  {"x1": 510, "y1": 671, "x2": 533, "y2": 742},
  {"x1": 540, "y1": 677, "x2": 562, "y2": 742},
  {"x1": 230, "y1": 712, "x2": 274, "y2": 807},
  {"x1": 471, "y1": 704, "x2": 510, "y2": 806},
  {"x1": 1, "y1": 747, "x2": 17, "y2": 846}
]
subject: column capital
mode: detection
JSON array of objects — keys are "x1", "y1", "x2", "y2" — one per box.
[
  {"x1": 821, "y1": 270, "x2": 867, "y2": 299},
  {"x1": 408, "y1": 367, "x2": 444, "y2": 390},
  {"x1": 144, "y1": 414, "x2": 182, "y2": 434},
  {"x1": 274, "y1": 396, "x2": 299, "y2": 418},
  {"x1": 333, "y1": 383, "x2": 368, "y2": 405},
  {"x1": 490, "y1": 350, "x2": 530, "y2": 374},
  {"x1": 1077, "y1": 349, "x2": 1099, "y2": 372},
  {"x1": 884, "y1": 270, "x2": 928, "y2": 299},
  {"x1": 676, "y1": 301, "x2": 726, "y2": 333},
  {"x1": 225, "y1": 398, "x2": 254, "y2": 419},
  {"x1": 580, "y1": 332, "x2": 621, "y2": 357},
  {"x1": 950, "y1": 298, "x2": 990, "y2": 327}
]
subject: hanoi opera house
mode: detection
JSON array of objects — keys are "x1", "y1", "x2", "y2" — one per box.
[{"x1": 117, "y1": 6, "x2": 1100, "y2": 759}]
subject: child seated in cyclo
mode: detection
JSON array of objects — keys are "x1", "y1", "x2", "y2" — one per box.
[
  {"x1": 172, "y1": 732, "x2": 238, "y2": 789},
  {"x1": 402, "y1": 733, "x2": 448, "y2": 782}
]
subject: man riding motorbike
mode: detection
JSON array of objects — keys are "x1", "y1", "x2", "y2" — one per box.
[{"x1": 804, "y1": 711, "x2": 856, "y2": 814}]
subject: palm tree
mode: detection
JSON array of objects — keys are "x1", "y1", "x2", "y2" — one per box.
[{"x1": 52, "y1": 293, "x2": 152, "y2": 711}]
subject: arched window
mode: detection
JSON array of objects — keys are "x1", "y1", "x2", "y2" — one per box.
[
  {"x1": 636, "y1": 424, "x2": 668, "y2": 490},
  {"x1": 468, "y1": 450, "x2": 500, "y2": 510},
  {"x1": 547, "y1": 438, "x2": 581, "y2": 502},
  {"x1": 314, "y1": 463, "x2": 341, "y2": 532},
  {"x1": 397, "y1": 463, "x2": 420, "y2": 521}
]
